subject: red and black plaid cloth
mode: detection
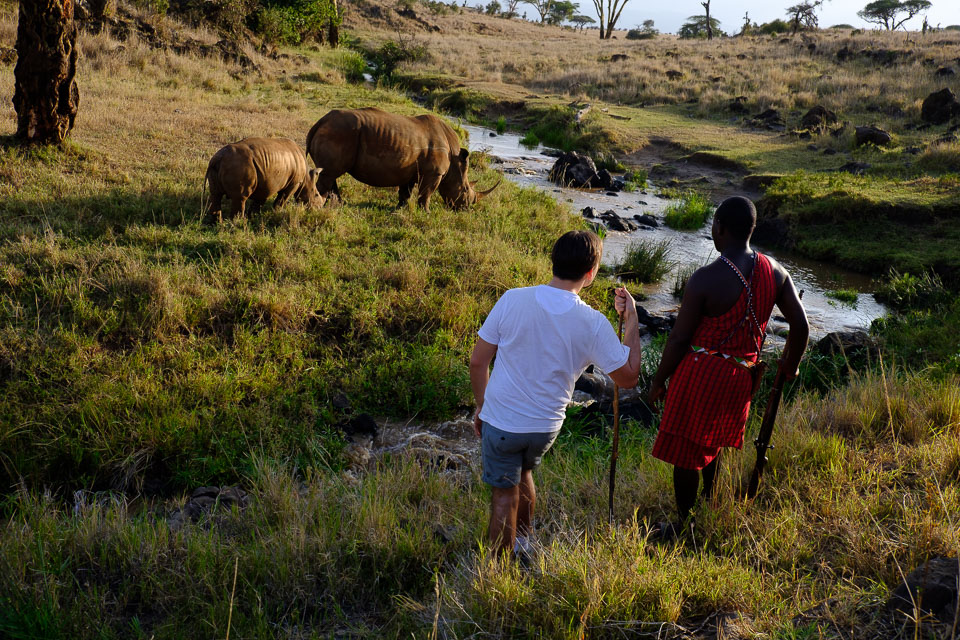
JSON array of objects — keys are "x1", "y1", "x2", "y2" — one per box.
[{"x1": 652, "y1": 253, "x2": 777, "y2": 470}]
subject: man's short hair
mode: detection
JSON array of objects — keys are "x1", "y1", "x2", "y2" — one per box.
[
  {"x1": 551, "y1": 230, "x2": 602, "y2": 280},
  {"x1": 714, "y1": 196, "x2": 756, "y2": 241}
]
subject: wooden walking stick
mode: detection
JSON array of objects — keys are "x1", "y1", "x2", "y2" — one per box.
[
  {"x1": 746, "y1": 365, "x2": 786, "y2": 500},
  {"x1": 608, "y1": 312, "x2": 624, "y2": 524}
]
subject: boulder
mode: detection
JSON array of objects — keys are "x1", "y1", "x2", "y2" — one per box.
[
  {"x1": 581, "y1": 206, "x2": 596, "y2": 218},
  {"x1": 610, "y1": 53, "x2": 629, "y2": 62},
  {"x1": 887, "y1": 556, "x2": 959, "y2": 624},
  {"x1": 800, "y1": 105, "x2": 839, "y2": 130},
  {"x1": 635, "y1": 304, "x2": 674, "y2": 336},
  {"x1": 934, "y1": 66, "x2": 955, "y2": 77},
  {"x1": 549, "y1": 151, "x2": 600, "y2": 188},
  {"x1": 855, "y1": 125, "x2": 892, "y2": 146},
  {"x1": 728, "y1": 96, "x2": 748, "y2": 113},
  {"x1": 814, "y1": 331, "x2": 880, "y2": 359},
  {"x1": 665, "y1": 70, "x2": 684, "y2": 80},
  {"x1": 599, "y1": 210, "x2": 638, "y2": 232},
  {"x1": 633, "y1": 214, "x2": 659, "y2": 227},
  {"x1": 337, "y1": 413, "x2": 378, "y2": 439},
  {"x1": 595, "y1": 168, "x2": 613, "y2": 190},
  {"x1": 921, "y1": 88, "x2": 960, "y2": 124},
  {"x1": 747, "y1": 109, "x2": 785, "y2": 131},
  {"x1": 169, "y1": 485, "x2": 251, "y2": 529},
  {"x1": 838, "y1": 161, "x2": 871, "y2": 175}
]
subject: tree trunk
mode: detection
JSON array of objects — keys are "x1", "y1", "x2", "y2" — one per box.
[
  {"x1": 88, "y1": 0, "x2": 115, "y2": 19},
  {"x1": 328, "y1": 0, "x2": 340, "y2": 47},
  {"x1": 702, "y1": 0, "x2": 712, "y2": 39},
  {"x1": 13, "y1": 0, "x2": 79, "y2": 145}
]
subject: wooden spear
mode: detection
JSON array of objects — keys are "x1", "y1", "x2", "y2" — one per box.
[{"x1": 608, "y1": 313, "x2": 623, "y2": 524}]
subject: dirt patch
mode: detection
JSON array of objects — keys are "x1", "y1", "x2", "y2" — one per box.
[{"x1": 622, "y1": 139, "x2": 756, "y2": 201}]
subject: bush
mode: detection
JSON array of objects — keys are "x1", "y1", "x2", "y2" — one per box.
[
  {"x1": 254, "y1": 0, "x2": 339, "y2": 45},
  {"x1": 368, "y1": 38, "x2": 429, "y2": 82},
  {"x1": 613, "y1": 239, "x2": 673, "y2": 284},
  {"x1": 757, "y1": 18, "x2": 791, "y2": 34},
  {"x1": 626, "y1": 29, "x2": 657, "y2": 40},
  {"x1": 495, "y1": 115, "x2": 507, "y2": 134},
  {"x1": 826, "y1": 288, "x2": 858, "y2": 306},
  {"x1": 874, "y1": 268, "x2": 948, "y2": 310},
  {"x1": 623, "y1": 168, "x2": 647, "y2": 191},
  {"x1": 663, "y1": 191, "x2": 713, "y2": 230}
]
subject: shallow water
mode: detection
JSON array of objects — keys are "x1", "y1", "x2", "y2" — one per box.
[{"x1": 464, "y1": 125, "x2": 886, "y2": 340}]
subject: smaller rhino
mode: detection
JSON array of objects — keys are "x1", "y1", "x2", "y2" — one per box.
[{"x1": 205, "y1": 137, "x2": 323, "y2": 221}]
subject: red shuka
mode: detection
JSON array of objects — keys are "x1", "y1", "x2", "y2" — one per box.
[{"x1": 652, "y1": 253, "x2": 777, "y2": 470}]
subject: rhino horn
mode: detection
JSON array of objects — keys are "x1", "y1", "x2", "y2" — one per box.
[{"x1": 474, "y1": 176, "x2": 503, "y2": 201}]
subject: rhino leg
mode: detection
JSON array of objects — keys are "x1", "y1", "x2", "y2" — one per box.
[
  {"x1": 274, "y1": 184, "x2": 296, "y2": 209},
  {"x1": 416, "y1": 172, "x2": 444, "y2": 212},
  {"x1": 230, "y1": 196, "x2": 247, "y2": 219},
  {"x1": 397, "y1": 180, "x2": 416, "y2": 208},
  {"x1": 207, "y1": 187, "x2": 224, "y2": 224}
]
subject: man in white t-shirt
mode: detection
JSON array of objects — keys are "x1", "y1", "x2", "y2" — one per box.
[{"x1": 470, "y1": 230, "x2": 642, "y2": 557}]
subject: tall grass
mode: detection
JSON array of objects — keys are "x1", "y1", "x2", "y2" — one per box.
[
  {"x1": 663, "y1": 191, "x2": 713, "y2": 230},
  {"x1": 613, "y1": 239, "x2": 673, "y2": 284}
]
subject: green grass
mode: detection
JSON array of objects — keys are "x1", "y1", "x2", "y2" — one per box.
[
  {"x1": 613, "y1": 239, "x2": 673, "y2": 284},
  {"x1": 663, "y1": 191, "x2": 714, "y2": 230},
  {"x1": 826, "y1": 288, "x2": 858, "y2": 305}
]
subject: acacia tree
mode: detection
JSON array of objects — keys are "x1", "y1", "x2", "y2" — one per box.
[
  {"x1": 523, "y1": 0, "x2": 554, "y2": 23},
  {"x1": 590, "y1": 0, "x2": 632, "y2": 38},
  {"x1": 13, "y1": 0, "x2": 79, "y2": 145},
  {"x1": 701, "y1": 0, "x2": 713, "y2": 39},
  {"x1": 858, "y1": 0, "x2": 931, "y2": 30},
  {"x1": 786, "y1": 0, "x2": 824, "y2": 34},
  {"x1": 504, "y1": 0, "x2": 522, "y2": 17},
  {"x1": 571, "y1": 13, "x2": 596, "y2": 29},
  {"x1": 679, "y1": 14, "x2": 722, "y2": 37},
  {"x1": 547, "y1": 0, "x2": 577, "y2": 24}
]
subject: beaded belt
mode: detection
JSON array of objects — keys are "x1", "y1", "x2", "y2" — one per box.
[{"x1": 690, "y1": 345, "x2": 758, "y2": 370}]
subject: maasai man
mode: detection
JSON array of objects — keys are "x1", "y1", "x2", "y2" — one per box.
[
  {"x1": 470, "y1": 230, "x2": 642, "y2": 558},
  {"x1": 649, "y1": 196, "x2": 808, "y2": 534}
]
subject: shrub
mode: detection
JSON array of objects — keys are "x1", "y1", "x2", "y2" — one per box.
[
  {"x1": 368, "y1": 38, "x2": 429, "y2": 82},
  {"x1": 623, "y1": 168, "x2": 647, "y2": 191},
  {"x1": 663, "y1": 191, "x2": 713, "y2": 230},
  {"x1": 613, "y1": 239, "x2": 673, "y2": 284},
  {"x1": 826, "y1": 288, "x2": 858, "y2": 305},
  {"x1": 520, "y1": 131, "x2": 539, "y2": 147},
  {"x1": 254, "y1": 0, "x2": 339, "y2": 45},
  {"x1": 495, "y1": 115, "x2": 507, "y2": 134},
  {"x1": 757, "y1": 18, "x2": 791, "y2": 34},
  {"x1": 874, "y1": 268, "x2": 948, "y2": 310}
]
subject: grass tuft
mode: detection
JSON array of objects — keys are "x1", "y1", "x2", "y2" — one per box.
[
  {"x1": 663, "y1": 191, "x2": 713, "y2": 230},
  {"x1": 613, "y1": 239, "x2": 673, "y2": 284}
]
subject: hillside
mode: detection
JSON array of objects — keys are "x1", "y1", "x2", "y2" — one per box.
[{"x1": 0, "y1": 3, "x2": 958, "y2": 639}]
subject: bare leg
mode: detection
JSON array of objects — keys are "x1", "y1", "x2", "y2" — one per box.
[
  {"x1": 701, "y1": 454, "x2": 721, "y2": 501},
  {"x1": 673, "y1": 466, "x2": 699, "y2": 524},
  {"x1": 517, "y1": 469, "x2": 536, "y2": 539},
  {"x1": 489, "y1": 485, "x2": 519, "y2": 556}
]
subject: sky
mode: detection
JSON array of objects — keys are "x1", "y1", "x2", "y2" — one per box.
[{"x1": 472, "y1": 1, "x2": 959, "y2": 33}]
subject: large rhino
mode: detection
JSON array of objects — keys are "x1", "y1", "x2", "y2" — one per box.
[
  {"x1": 305, "y1": 107, "x2": 498, "y2": 211},
  {"x1": 205, "y1": 137, "x2": 323, "y2": 221}
]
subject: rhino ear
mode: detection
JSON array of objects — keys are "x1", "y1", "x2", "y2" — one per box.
[
  {"x1": 309, "y1": 168, "x2": 321, "y2": 184},
  {"x1": 459, "y1": 148, "x2": 469, "y2": 163}
]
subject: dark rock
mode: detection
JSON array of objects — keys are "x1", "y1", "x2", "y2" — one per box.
[
  {"x1": 633, "y1": 214, "x2": 659, "y2": 227},
  {"x1": 611, "y1": 178, "x2": 626, "y2": 191},
  {"x1": 823, "y1": 148, "x2": 838, "y2": 155},
  {"x1": 488, "y1": 132, "x2": 497, "y2": 137},
  {"x1": 807, "y1": 143, "x2": 819, "y2": 151},
  {"x1": 332, "y1": 392, "x2": 352, "y2": 411},
  {"x1": 338, "y1": 413, "x2": 378, "y2": 439},
  {"x1": 742, "y1": 174, "x2": 779, "y2": 191},
  {"x1": 814, "y1": 331, "x2": 880, "y2": 359},
  {"x1": 549, "y1": 152, "x2": 600, "y2": 188},
  {"x1": 938, "y1": 133, "x2": 959, "y2": 144},
  {"x1": 728, "y1": 96, "x2": 748, "y2": 113},
  {"x1": 0, "y1": 46, "x2": 15, "y2": 65},
  {"x1": 176, "y1": 485, "x2": 250, "y2": 525},
  {"x1": 666, "y1": 70, "x2": 684, "y2": 80},
  {"x1": 838, "y1": 161, "x2": 871, "y2": 175},
  {"x1": 904, "y1": 145, "x2": 922, "y2": 155},
  {"x1": 575, "y1": 370, "x2": 610, "y2": 397},
  {"x1": 836, "y1": 45, "x2": 853, "y2": 62},
  {"x1": 711, "y1": 75, "x2": 724, "y2": 83},
  {"x1": 887, "y1": 556, "x2": 959, "y2": 624},
  {"x1": 605, "y1": 191, "x2": 619, "y2": 197},
  {"x1": 921, "y1": 88, "x2": 960, "y2": 124},
  {"x1": 595, "y1": 168, "x2": 613, "y2": 189},
  {"x1": 935, "y1": 66, "x2": 956, "y2": 77},
  {"x1": 801, "y1": 105, "x2": 839, "y2": 130},
  {"x1": 797, "y1": 130, "x2": 812, "y2": 140},
  {"x1": 854, "y1": 125, "x2": 892, "y2": 146},
  {"x1": 610, "y1": 53, "x2": 629, "y2": 62},
  {"x1": 685, "y1": 151, "x2": 747, "y2": 172},
  {"x1": 747, "y1": 108, "x2": 785, "y2": 131},
  {"x1": 581, "y1": 206, "x2": 596, "y2": 218},
  {"x1": 604, "y1": 215, "x2": 638, "y2": 232},
  {"x1": 829, "y1": 123, "x2": 848, "y2": 138},
  {"x1": 635, "y1": 304, "x2": 674, "y2": 335},
  {"x1": 540, "y1": 149, "x2": 563, "y2": 158}
]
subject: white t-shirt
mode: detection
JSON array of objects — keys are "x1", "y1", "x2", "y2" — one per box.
[{"x1": 477, "y1": 285, "x2": 630, "y2": 434}]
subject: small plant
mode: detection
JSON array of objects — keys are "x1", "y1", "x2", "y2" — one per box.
[
  {"x1": 663, "y1": 191, "x2": 713, "y2": 230},
  {"x1": 520, "y1": 131, "x2": 540, "y2": 147},
  {"x1": 875, "y1": 268, "x2": 947, "y2": 310},
  {"x1": 623, "y1": 168, "x2": 647, "y2": 191},
  {"x1": 826, "y1": 288, "x2": 858, "y2": 306},
  {"x1": 613, "y1": 239, "x2": 673, "y2": 284},
  {"x1": 495, "y1": 115, "x2": 507, "y2": 134},
  {"x1": 672, "y1": 263, "x2": 698, "y2": 299}
]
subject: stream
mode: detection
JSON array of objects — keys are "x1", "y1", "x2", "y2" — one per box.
[{"x1": 464, "y1": 125, "x2": 886, "y2": 343}]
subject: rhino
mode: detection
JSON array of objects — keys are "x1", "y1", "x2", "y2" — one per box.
[
  {"x1": 305, "y1": 107, "x2": 499, "y2": 211},
  {"x1": 205, "y1": 137, "x2": 323, "y2": 221}
]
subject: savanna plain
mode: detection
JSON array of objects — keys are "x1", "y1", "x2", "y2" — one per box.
[{"x1": 1, "y1": 1, "x2": 960, "y2": 638}]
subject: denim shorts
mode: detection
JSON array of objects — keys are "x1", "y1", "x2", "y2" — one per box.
[{"x1": 481, "y1": 421, "x2": 559, "y2": 488}]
